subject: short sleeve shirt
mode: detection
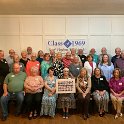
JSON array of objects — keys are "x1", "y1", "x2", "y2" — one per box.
[{"x1": 4, "y1": 71, "x2": 26, "y2": 93}]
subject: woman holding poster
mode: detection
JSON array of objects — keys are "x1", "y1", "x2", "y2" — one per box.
[{"x1": 57, "y1": 68, "x2": 76, "y2": 119}]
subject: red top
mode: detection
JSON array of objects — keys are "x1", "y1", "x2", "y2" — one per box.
[{"x1": 25, "y1": 60, "x2": 40, "y2": 76}]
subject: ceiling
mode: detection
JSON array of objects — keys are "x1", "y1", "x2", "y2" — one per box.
[{"x1": 0, "y1": 0, "x2": 124, "y2": 15}]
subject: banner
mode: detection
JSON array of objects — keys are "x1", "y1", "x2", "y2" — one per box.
[
  {"x1": 45, "y1": 39, "x2": 88, "y2": 54},
  {"x1": 56, "y1": 79, "x2": 76, "y2": 94}
]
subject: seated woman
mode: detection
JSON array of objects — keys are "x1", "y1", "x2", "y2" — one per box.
[
  {"x1": 76, "y1": 68, "x2": 91, "y2": 120},
  {"x1": 109, "y1": 68, "x2": 124, "y2": 119},
  {"x1": 57, "y1": 68, "x2": 76, "y2": 119},
  {"x1": 91, "y1": 68, "x2": 110, "y2": 117},
  {"x1": 24, "y1": 66, "x2": 44, "y2": 120},
  {"x1": 40, "y1": 67, "x2": 57, "y2": 118}
]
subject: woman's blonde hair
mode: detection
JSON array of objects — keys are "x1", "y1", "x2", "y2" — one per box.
[{"x1": 77, "y1": 67, "x2": 89, "y2": 80}]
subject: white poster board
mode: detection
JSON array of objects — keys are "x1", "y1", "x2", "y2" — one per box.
[{"x1": 56, "y1": 79, "x2": 76, "y2": 94}]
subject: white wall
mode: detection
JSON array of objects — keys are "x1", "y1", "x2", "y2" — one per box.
[{"x1": 0, "y1": 15, "x2": 124, "y2": 57}]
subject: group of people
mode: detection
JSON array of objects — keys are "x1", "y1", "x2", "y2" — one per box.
[{"x1": 0, "y1": 46, "x2": 124, "y2": 121}]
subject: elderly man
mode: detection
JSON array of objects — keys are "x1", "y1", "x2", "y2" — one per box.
[
  {"x1": 114, "y1": 50, "x2": 124, "y2": 77},
  {"x1": 98, "y1": 47, "x2": 111, "y2": 64},
  {"x1": 6, "y1": 49, "x2": 15, "y2": 67},
  {"x1": 0, "y1": 50, "x2": 9, "y2": 96},
  {"x1": 62, "y1": 52, "x2": 72, "y2": 68},
  {"x1": 78, "y1": 49, "x2": 86, "y2": 67},
  {"x1": 69, "y1": 56, "x2": 82, "y2": 78},
  {"x1": 111, "y1": 47, "x2": 121, "y2": 65},
  {"x1": 27, "y1": 47, "x2": 33, "y2": 60},
  {"x1": 10, "y1": 54, "x2": 25, "y2": 72},
  {"x1": 0, "y1": 63, "x2": 26, "y2": 121}
]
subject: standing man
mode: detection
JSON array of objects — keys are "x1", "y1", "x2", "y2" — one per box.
[
  {"x1": 0, "y1": 50, "x2": 9, "y2": 96},
  {"x1": 6, "y1": 49, "x2": 15, "y2": 67},
  {"x1": 111, "y1": 47, "x2": 121, "y2": 65},
  {"x1": 27, "y1": 47, "x2": 33, "y2": 60},
  {"x1": 1, "y1": 63, "x2": 26, "y2": 121}
]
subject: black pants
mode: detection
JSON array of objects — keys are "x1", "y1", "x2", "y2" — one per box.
[
  {"x1": 77, "y1": 93, "x2": 90, "y2": 115},
  {"x1": 24, "y1": 92, "x2": 43, "y2": 115}
]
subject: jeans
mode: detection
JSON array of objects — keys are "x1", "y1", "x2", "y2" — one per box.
[{"x1": 0, "y1": 91, "x2": 24, "y2": 117}]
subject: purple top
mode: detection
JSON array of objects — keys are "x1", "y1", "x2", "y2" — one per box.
[
  {"x1": 114, "y1": 58, "x2": 124, "y2": 77},
  {"x1": 109, "y1": 77, "x2": 124, "y2": 97}
]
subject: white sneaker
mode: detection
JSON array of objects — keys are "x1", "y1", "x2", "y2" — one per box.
[
  {"x1": 114, "y1": 114, "x2": 119, "y2": 119},
  {"x1": 119, "y1": 113, "x2": 122, "y2": 117}
]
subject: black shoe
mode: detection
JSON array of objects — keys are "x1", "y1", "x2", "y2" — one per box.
[
  {"x1": 63, "y1": 112, "x2": 66, "y2": 119},
  {"x1": 1, "y1": 116, "x2": 7, "y2": 121},
  {"x1": 99, "y1": 113, "x2": 103, "y2": 117},
  {"x1": 65, "y1": 112, "x2": 69, "y2": 119}
]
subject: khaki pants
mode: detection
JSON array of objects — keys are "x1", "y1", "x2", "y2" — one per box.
[{"x1": 110, "y1": 94, "x2": 124, "y2": 113}]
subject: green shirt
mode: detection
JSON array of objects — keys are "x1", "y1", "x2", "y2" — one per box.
[{"x1": 4, "y1": 71, "x2": 26, "y2": 93}]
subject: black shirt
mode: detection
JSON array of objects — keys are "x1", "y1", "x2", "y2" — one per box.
[
  {"x1": 20, "y1": 58, "x2": 30, "y2": 67},
  {"x1": 111, "y1": 55, "x2": 121, "y2": 65},
  {"x1": 0, "y1": 59, "x2": 9, "y2": 84},
  {"x1": 91, "y1": 75, "x2": 109, "y2": 93},
  {"x1": 78, "y1": 54, "x2": 86, "y2": 66}
]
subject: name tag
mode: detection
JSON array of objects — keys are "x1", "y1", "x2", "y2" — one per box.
[
  {"x1": 84, "y1": 81, "x2": 87, "y2": 84},
  {"x1": 100, "y1": 78, "x2": 103, "y2": 80},
  {"x1": 119, "y1": 82, "x2": 122, "y2": 86},
  {"x1": 52, "y1": 81, "x2": 55, "y2": 84},
  {"x1": 11, "y1": 75, "x2": 15, "y2": 77}
]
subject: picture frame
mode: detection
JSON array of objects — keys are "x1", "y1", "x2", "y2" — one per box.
[{"x1": 56, "y1": 79, "x2": 76, "y2": 94}]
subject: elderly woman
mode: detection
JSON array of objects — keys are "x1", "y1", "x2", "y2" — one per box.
[
  {"x1": 98, "y1": 54, "x2": 114, "y2": 81},
  {"x1": 84, "y1": 54, "x2": 96, "y2": 77},
  {"x1": 76, "y1": 68, "x2": 91, "y2": 120},
  {"x1": 36, "y1": 50, "x2": 44, "y2": 64},
  {"x1": 53, "y1": 52, "x2": 64, "y2": 79},
  {"x1": 41, "y1": 53, "x2": 52, "y2": 80},
  {"x1": 10, "y1": 54, "x2": 25, "y2": 72},
  {"x1": 24, "y1": 66, "x2": 44, "y2": 120},
  {"x1": 69, "y1": 56, "x2": 82, "y2": 78},
  {"x1": 57, "y1": 68, "x2": 76, "y2": 119},
  {"x1": 26, "y1": 53, "x2": 40, "y2": 76},
  {"x1": 40, "y1": 67, "x2": 58, "y2": 118},
  {"x1": 109, "y1": 68, "x2": 124, "y2": 119},
  {"x1": 91, "y1": 68, "x2": 110, "y2": 117}
]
